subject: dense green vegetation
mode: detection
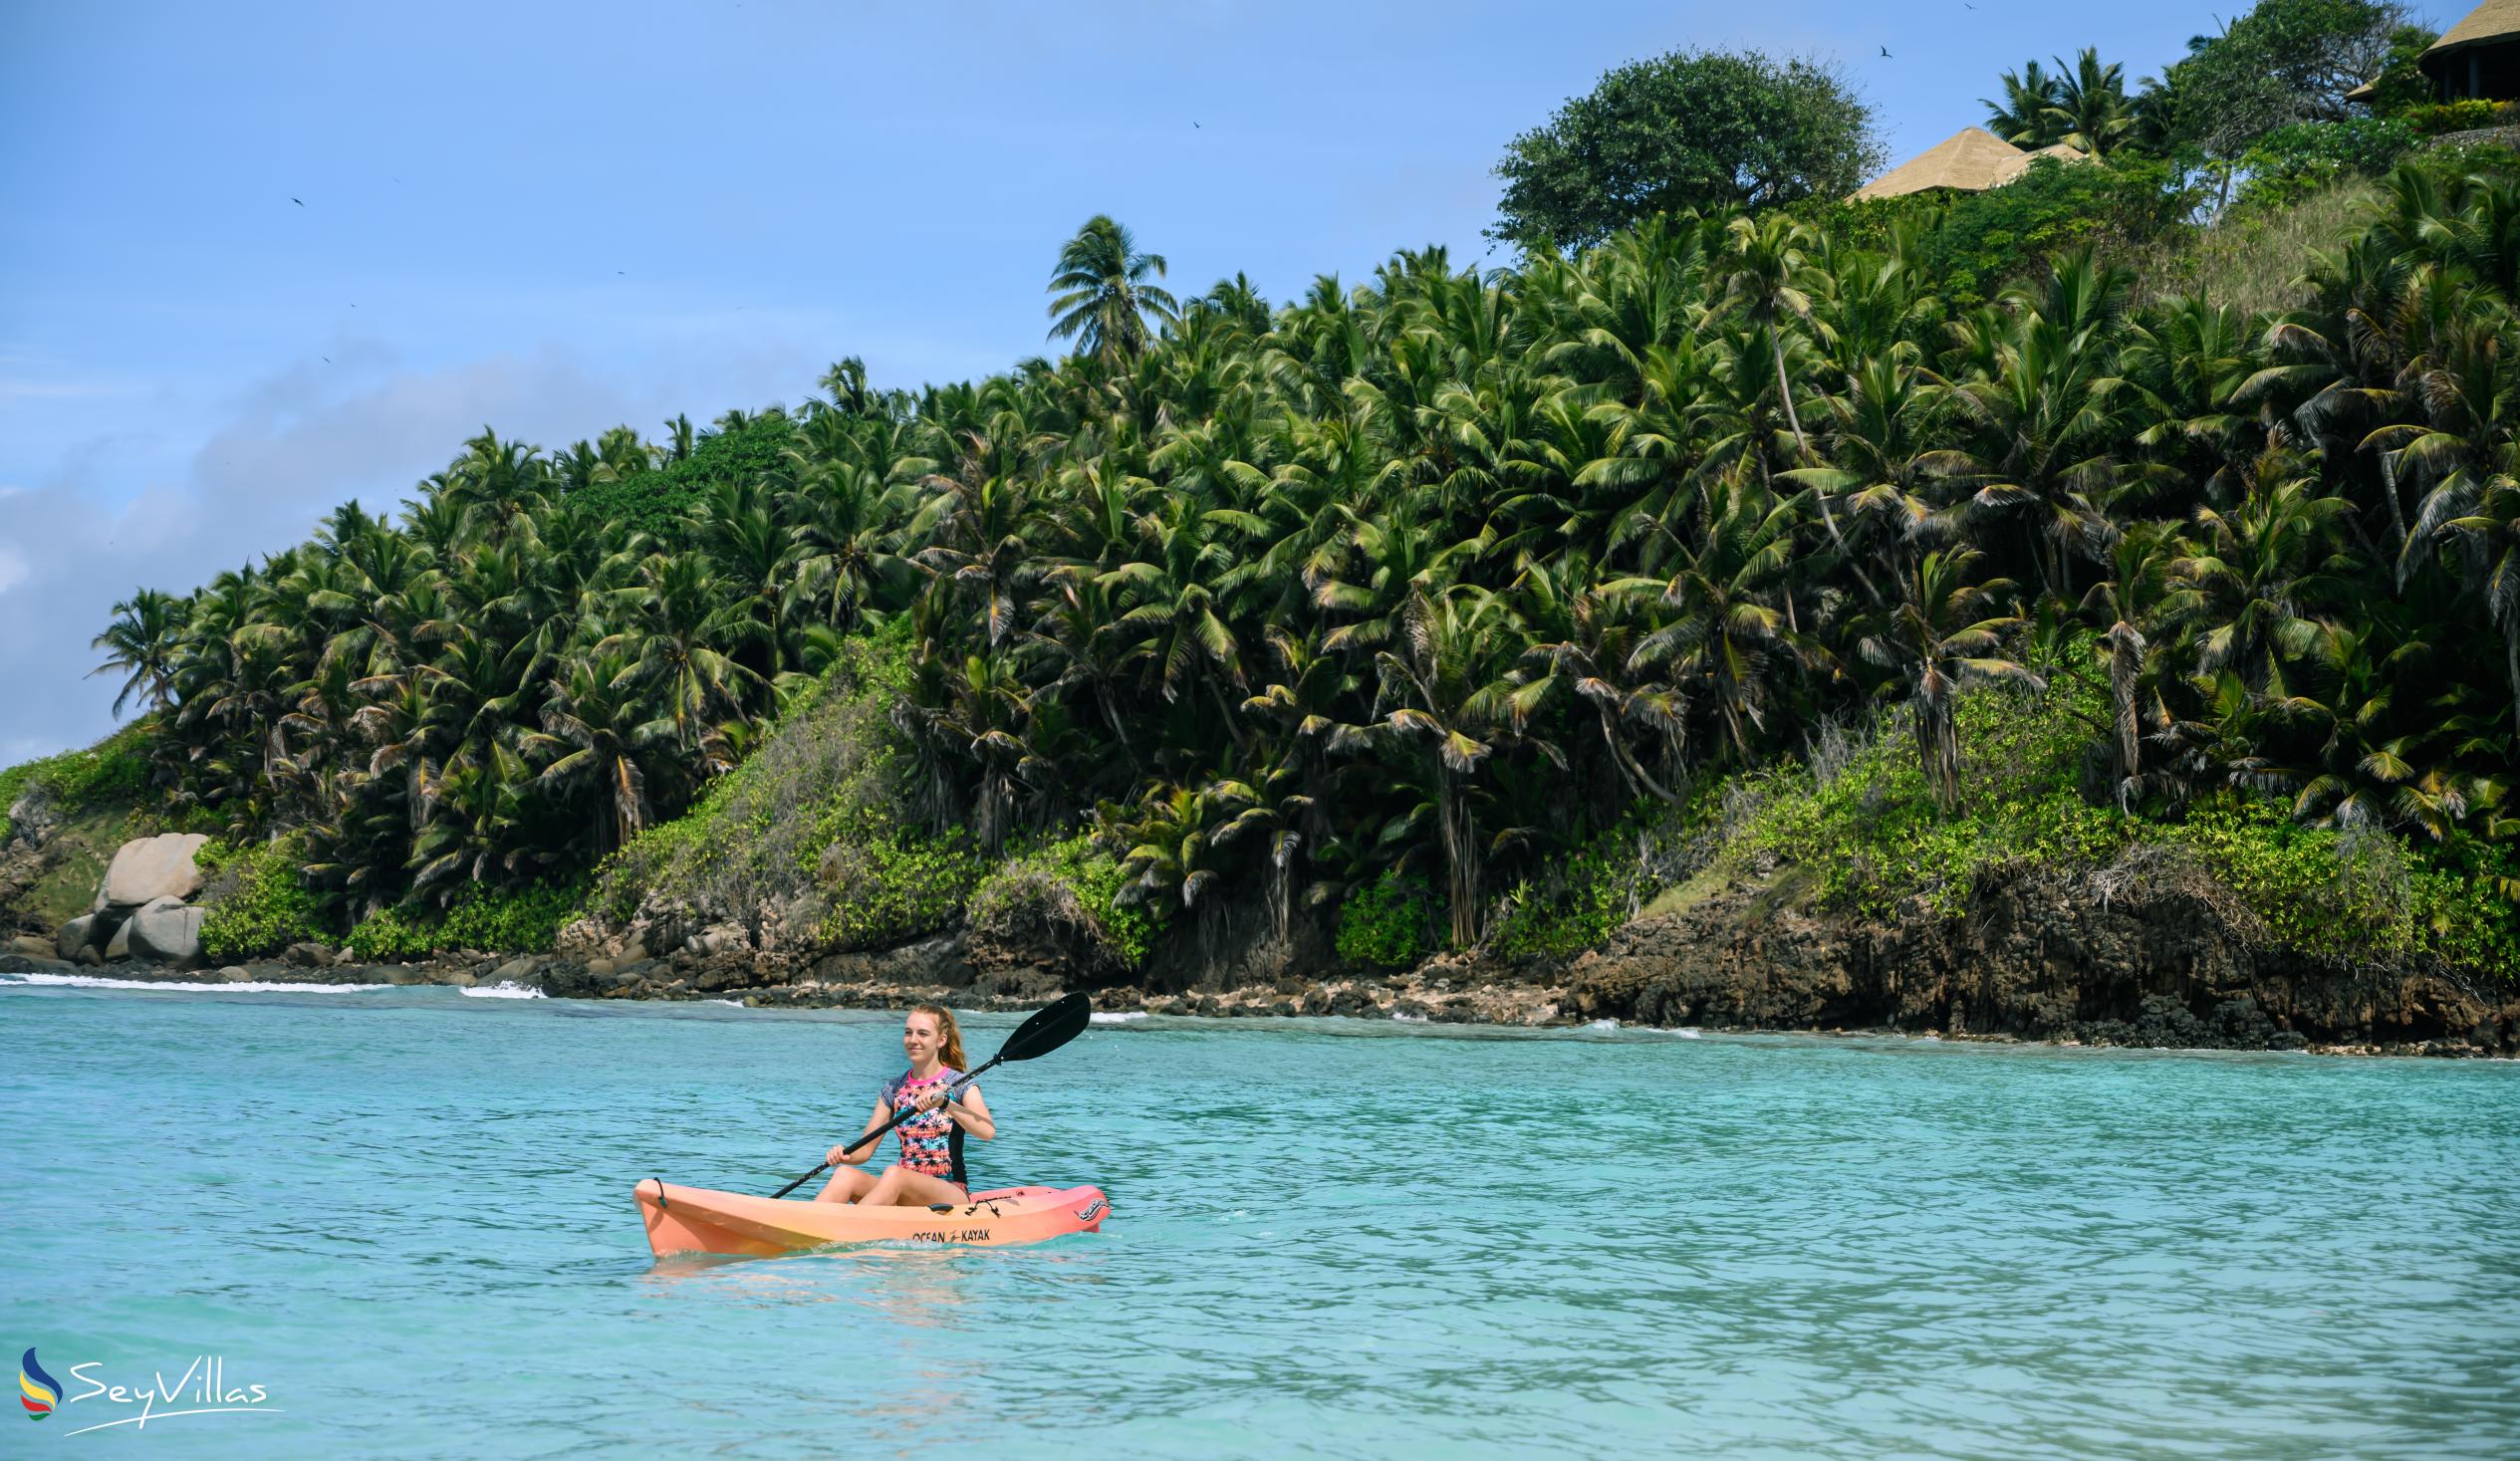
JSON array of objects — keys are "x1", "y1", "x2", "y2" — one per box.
[
  {"x1": 196, "y1": 838, "x2": 326, "y2": 961},
  {"x1": 15, "y1": 1, "x2": 2511, "y2": 979},
  {"x1": 1642, "y1": 669, "x2": 2520, "y2": 977},
  {"x1": 970, "y1": 834, "x2": 1158, "y2": 971},
  {"x1": 0, "y1": 726, "x2": 151, "y2": 846}
]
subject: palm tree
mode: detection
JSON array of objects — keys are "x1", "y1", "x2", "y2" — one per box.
[
  {"x1": 89, "y1": 589, "x2": 185, "y2": 717},
  {"x1": 1520, "y1": 580, "x2": 1688, "y2": 806},
  {"x1": 2168, "y1": 474, "x2": 2356, "y2": 695},
  {"x1": 1350, "y1": 586, "x2": 1532, "y2": 947},
  {"x1": 1944, "y1": 252, "x2": 2133, "y2": 600},
  {"x1": 525, "y1": 651, "x2": 669, "y2": 853},
  {"x1": 893, "y1": 650, "x2": 1035, "y2": 852},
  {"x1": 1720, "y1": 214, "x2": 1822, "y2": 468},
  {"x1": 1983, "y1": 60, "x2": 2065, "y2": 147},
  {"x1": 2080, "y1": 522, "x2": 2182, "y2": 801},
  {"x1": 2044, "y1": 49, "x2": 2133, "y2": 158},
  {"x1": 1632, "y1": 475, "x2": 1811, "y2": 764},
  {"x1": 1861, "y1": 549, "x2": 2043, "y2": 810},
  {"x1": 597, "y1": 554, "x2": 765, "y2": 754},
  {"x1": 1113, "y1": 782, "x2": 1228, "y2": 915},
  {"x1": 2413, "y1": 470, "x2": 2520, "y2": 735},
  {"x1": 1207, "y1": 752, "x2": 1318, "y2": 947},
  {"x1": 1047, "y1": 215, "x2": 1179, "y2": 365}
]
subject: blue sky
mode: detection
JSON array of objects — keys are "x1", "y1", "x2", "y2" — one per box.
[{"x1": 0, "y1": 0, "x2": 2389, "y2": 761}]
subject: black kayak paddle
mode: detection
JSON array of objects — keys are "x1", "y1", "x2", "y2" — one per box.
[{"x1": 769, "y1": 991, "x2": 1094, "y2": 1199}]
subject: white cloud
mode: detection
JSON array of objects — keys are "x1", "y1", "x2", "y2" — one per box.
[{"x1": 0, "y1": 335, "x2": 822, "y2": 763}]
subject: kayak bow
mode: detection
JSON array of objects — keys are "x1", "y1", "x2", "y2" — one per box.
[{"x1": 636, "y1": 1178, "x2": 1111, "y2": 1258}]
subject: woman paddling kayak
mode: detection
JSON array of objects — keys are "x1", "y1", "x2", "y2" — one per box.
[{"x1": 817, "y1": 1003, "x2": 995, "y2": 1207}]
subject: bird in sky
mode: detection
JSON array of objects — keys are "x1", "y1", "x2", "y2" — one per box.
[
  {"x1": 291, "y1": 197, "x2": 304, "y2": 206},
  {"x1": 1880, "y1": 46, "x2": 1891, "y2": 58},
  {"x1": 1193, "y1": 121, "x2": 1201, "y2": 128}
]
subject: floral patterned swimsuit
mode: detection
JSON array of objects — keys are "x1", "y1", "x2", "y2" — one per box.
[{"x1": 881, "y1": 1068, "x2": 969, "y2": 1194}]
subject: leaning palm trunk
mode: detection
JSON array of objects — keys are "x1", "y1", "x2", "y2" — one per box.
[
  {"x1": 1097, "y1": 684, "x2": 1134, "y2": 760},
  {"x1": 609, "y1": 754, "x2": 648, "y2": 852},
  {"x1": 976, "y1": 768, "x2": 1014, "y2": 855},
  {"x1": 1771, "y1": 331, "x2": 1843, "y2": 551},
  {"x1": 1595, "y1": 706, "x2": 1682, "y2": 805},
  {"x1": 1436, "y1": 771, "x2": 1479, "y2": 948},
  {"x1": 1916, "y1": 696, "x2": 1963, "y2": 811},
  {"x1": 1772, "y1": 336, "x2": 1807, "y2": 455},
  {"x1": 1268, "y1": 832, "x2": 1298, "y2": 949},
  {"x1": 2104, "y1": 622, "x2": 2144, "y2": 792}
]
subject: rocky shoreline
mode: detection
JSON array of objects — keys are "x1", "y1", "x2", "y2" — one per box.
[
  {"x1": 4, "y1": 928, "x2": 2508, "y2": 1060},
  {"x1": 8, "y1": 820, "x2": 2514, "y2": 1060}
]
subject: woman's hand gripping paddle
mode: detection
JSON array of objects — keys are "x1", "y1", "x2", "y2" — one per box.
[{"x1": 769, "y1": 991, "x2": 1094, "y2": 1199}]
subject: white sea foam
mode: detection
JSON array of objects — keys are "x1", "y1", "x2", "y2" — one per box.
[
  {"x1": 1389, "y1": 1011, "x2": 1428, "y2": 1023},
  {"x1": 1089, "y1": 1011, "x2": 1148, "y2": 1024},
  {"x1": 460, "y1": 981, "x2": 545, "y2": 1000},
  {"x1": 1582, "y1": 1018, "x2": 1622, "y2": 1033},
  {"x1": 0, "y1": 972, "x2": 392, "y2": 994}
]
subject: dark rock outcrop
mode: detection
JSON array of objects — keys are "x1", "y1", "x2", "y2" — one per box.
[{"x1": 1569, "y1": 863, "x2": 2518, "y2": 1056}]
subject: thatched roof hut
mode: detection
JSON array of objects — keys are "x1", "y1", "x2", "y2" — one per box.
[
  {"x1": 1852, "y1": 127, "x2": 2089, "y2": 201},
  {"x1": 2423, "y1": 1, "x2": 2520, "y2": 100}
]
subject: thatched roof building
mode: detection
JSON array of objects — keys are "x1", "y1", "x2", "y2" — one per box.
[
  {"x1": 2353, "y1": 1, "x2": 2520, "y2": 103},
  {"x1": 1852, "y1": 127, "x2": 2089, "y2": 201},
  {"x1": 2424, "y1": 1, "x2": 2520, "y2": 100}
]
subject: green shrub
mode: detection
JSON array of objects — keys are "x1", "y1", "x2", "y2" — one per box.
[
  {"x1": 2398, "y1": 99, "x2": 2516, "y2": 137},
  {"x1": 589, "y1": 621, "x2": 931, "y2": 941},
  {"x1": 969, "y1": 834, "x2": 1156, "y2": 970},
  {"x1": 198, "y1": 838, "x2": 331, "y2": 961},
  {"x1": 2157, "y1": 796, "x2": 2520, "y2": 978},
  {"x1": 439, "y1": 880, "x2": 582, "y2": 952},
  {"x1": 0, "y1": 725, "x2": 151, "y2": 844},
  {"x1": 815, "y1": 822, "x2": 987, "y2": 950},
  {"x1": 1490, "y1": 817, "x2": 1680, "y2": 959},
  {"x1": 561, "y1": 412, "x2": 798, "y2": 549},
  {"x1": 1336, "y1": 870, "x2": 1438, "y2": 971},
  {"x1": 1655, "y1": 665, "x2": 2519, "y2": 983},
  {"x1": 1734, "y1": 678, "x2": 2130, "y2": 921},
  {"x1": 1843, "y1": 154, "x2": 2199, "y2": 311},
  {"x1": 341, "y1": 880, "x2": 585, "y2": 961},
  {"x1": 2237, "y1": 119, "x2": 2420, "y2": 207}
]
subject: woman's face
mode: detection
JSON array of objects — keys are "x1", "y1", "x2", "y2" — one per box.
[{"x1": 902, "y1": 1012, "x2": 941, "y2": 1066}]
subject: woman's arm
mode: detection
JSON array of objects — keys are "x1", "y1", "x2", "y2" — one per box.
[
  {"x1": 940, "y1": 1085, "x2": 994, "y2": 1140},
  {"x1": 826, "y1": 1096, "x2": 890, "y2": 1166}
]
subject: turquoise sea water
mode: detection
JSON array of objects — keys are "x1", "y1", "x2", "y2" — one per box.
[{"x1": 2, "y1": 975, "x2": 2516, "y2": 1458}]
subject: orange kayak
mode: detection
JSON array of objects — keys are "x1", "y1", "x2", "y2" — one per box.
[{"x1": 635, "y1": 1178, "x2": 1111, "y2": 1258}]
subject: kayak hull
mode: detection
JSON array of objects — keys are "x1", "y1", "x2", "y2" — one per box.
[{"x1": 635, "y1": 1178, "x2": 1111, "y2": 1258}]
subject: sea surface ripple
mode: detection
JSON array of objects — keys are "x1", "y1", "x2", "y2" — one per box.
[{"x1": 2, "y1": 978, "x2": 2514, "y2": 1458}]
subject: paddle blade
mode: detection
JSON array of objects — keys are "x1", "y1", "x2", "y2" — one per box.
[{"x1": 996, "y1": 991, "x2": 1092, "y2": 1064}]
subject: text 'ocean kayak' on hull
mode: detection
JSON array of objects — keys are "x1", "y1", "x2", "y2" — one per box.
[{"x1": 635, "y1": 1178, "x2": 1111, "y2": 1258}]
